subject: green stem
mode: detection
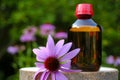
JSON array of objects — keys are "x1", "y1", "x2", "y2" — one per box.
[{"x1": 26, "y1": 42, "x2": 32, "y2": 66}]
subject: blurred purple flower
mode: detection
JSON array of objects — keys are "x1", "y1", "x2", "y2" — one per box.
[
  {"x1": 7, "y1": 46, "x2": 19, "y2": 55},
  {"x1": 40, "y1": 24, "x2": 55, "y2": 36},
  {"x1": 20, "y1": 33, "x2": 36, "y2": 42},
  {"x1": 106, "y1": 55, "x2": 114, "y2": 64},
  {"x1": 20, "y1": 27, "x2": 37, "y2": 42},
  {"x1": 106, "y1": 55, "x2": 120, "y2": 66},
  {"x1": 33, "y1": 35, "x2": 81, "y2": 80},
  {"x1": 23, "y1": 27, "x2": 37, "y2": 35},
  {"x1": 114, "y1": 57, "x2": 120, "y2": 66},
  {"x1": 54, "y1": 32, "x2": 68, "y2": 39}
]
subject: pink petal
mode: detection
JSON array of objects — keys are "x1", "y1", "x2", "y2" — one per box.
[
  {"x1": 33, "y1": 48, "x2": 49, "y2": 61},
  {"x1": 61, "y1": 60, "x2": 71, "y2": 69},
  {"x1": 116, "y1": 57, "x2": 120, "y2": 63},
  {"x1": 51, "y1": 73, "x2": 56, "y2": 80},
  {"x1": 35, "y1": 62, "x2": 45, "y2": 69},
  {"x1": 57, "y1": 42, "x2": 72, "y2": 58},
  {"x1": 39, "y1": 48, "x2": 50, "y2": 56},
  {"x1": 35, "y1": 62, "x2": 43, "y2": 67},
  {"x1": 46, "y1": 35, "x2": 55, "y2": 56},
  {"x1": 33, "y1": 48, "x2": 41, "y2": 55},
  {"x1": 55, "y1": 40, "x2": 64, "y2": 56},
  {"x1": 55, "y1": 71, "x2": 68, "y2": 80},
  {"x1": 60, "y1": 67, "x2": 81, "y2": 72},
  {"x1": 114, "y1": 57, "x2": 120, "y2": 66},
  {"x1": 60, "y1": 48, "x2": 80, "y2": 61},
  {"x1": 40, "y1": 71, "x2": 50, "y2": 80},
  {"x1": 36, "y1": 56, "x2": 45, "y2": 62},
  {"x1": 33, "y1": 49, "x2": 46, "y2": 61},
  {"x1": 34, "y1": 69, "x2": 44, "y2": 80},
  {"x1": 39, "y1": 46, "x2": 46, "y2": 50}
]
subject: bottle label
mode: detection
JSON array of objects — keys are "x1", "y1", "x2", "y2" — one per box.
[{"x1": 70, "y1": 26, "x2": 100, "y2": 32}]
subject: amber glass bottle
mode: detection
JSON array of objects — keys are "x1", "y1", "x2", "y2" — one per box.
[{"x1": 68, "y1": 3, "x2": 102, "y2": 71}]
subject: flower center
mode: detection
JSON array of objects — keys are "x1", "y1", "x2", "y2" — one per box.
[
  {"x1": 44, "y1": 57, "x2": 60, "y2": 72},
  {"x1": 28, "y1": 29, "x2": 33, "y2": 33}
]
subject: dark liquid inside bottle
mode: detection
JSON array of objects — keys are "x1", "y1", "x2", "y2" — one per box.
[{"x1": 68, "y1": 26, "x2": 102, "y2": 71}]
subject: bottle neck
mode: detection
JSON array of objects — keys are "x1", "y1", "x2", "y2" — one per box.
[
  {"x1": 72, "y1": 19, "x2": 97, "y2": 27},
  {"x1": 76, "y1": 14, "x2": 92, "y2": 19}
]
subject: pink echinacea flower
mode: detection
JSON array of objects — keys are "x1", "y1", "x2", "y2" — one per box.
[
  {"x1": 39, "y1": 24, "x2": 55, "y2": 36},
  {"x1": 20, "y1": 27, "x2": 37, "y2": 42},
  {"x1": 20, "y1": 33, "x2": 36, "y2": 42},
  {"x1": 54, "y1": 32, "x2": 68, "y2": 39},
  {"x1": 106, "y1": 55, "x2": 114, "y2": 64},
  {"x1": 106, "y1": 55, "x2": 120, "y2": 66},
  {"x1": 33, "y1": 35, "x2": 81, "y2": 80},
  {"x1": 7, "y1": 46, "x2": 19, "y2": 55},
  {"x1": 114, "y1": 57, "x2": 120, "y2": 66},
  {"x1": 23, "y1": 26, "x2": 37, "y2": 35}
]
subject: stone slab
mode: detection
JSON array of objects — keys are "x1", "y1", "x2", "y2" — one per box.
[{"x1": 19, "y1": 67, "x2": 118, "y2": 80}]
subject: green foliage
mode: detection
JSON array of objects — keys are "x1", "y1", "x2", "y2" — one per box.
[{"x1": 0, "y1": 0, "x2": 120, "y2": 80}]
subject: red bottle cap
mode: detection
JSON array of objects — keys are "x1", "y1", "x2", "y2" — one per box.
[{"x1": 75, "y1": 3, "x2": 94, "y2": 18}]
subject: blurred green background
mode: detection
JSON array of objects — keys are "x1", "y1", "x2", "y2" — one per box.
[{"x1": 0, "y1": 0, "x2": 120, "y2": 80}]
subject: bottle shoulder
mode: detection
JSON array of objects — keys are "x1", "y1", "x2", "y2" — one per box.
[
  {"x1": 69, "y1": 19, "x2": 103, "y2": 32},
  {"x1": 72, "y1": 19, "x2": 97, "y2": 28}
]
